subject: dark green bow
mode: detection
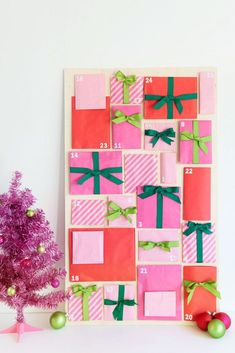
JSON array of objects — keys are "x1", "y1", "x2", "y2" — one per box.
[
  {"x1": 115, "y1": 71, "x2": 137, "y2": 104},
  {"x1": 145, "y1": 127, "x2": 175, "y2": 147}
]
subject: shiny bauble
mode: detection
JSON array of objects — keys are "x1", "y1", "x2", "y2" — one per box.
[
  {"x1": 208, "y1": 319, "x2": 226, "y2": 338},
  {"x1": 0, "y1": 235, "x2": 5, "y2": 245},
  {"x1": 50, "y1": 311, "x2": 67, "y2": 329},
  {"x1": 7, "y1": 286, "x2": 16, "y2": 297},
  {"x1": 26, "y1": 209, "x2": 35, "y2": 217},
  {"x1": 21, "y1": 258, "x2": 31, "y2": 268},
  {"x1": 37, "y1": 244, "x2": 46, "y2": 254},
  {"x1": 51, "y1": 278, "x2": 60, "y2": 288},
  {"x1": 213, "y1": 312, "x2": 231, "y2": 330},
  {"x1": 195, "y1": 312, "x2": 213, "y2": 331}
]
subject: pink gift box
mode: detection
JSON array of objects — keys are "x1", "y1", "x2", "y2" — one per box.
[
  {"x1": 138, "y1": 265, "x2": 182, "y2": 320},
  {"x1": 69, "y1": 151, "x2": 123, "y2": 195},
  {"x1": 137, "y1": 186, "x2": 181, "y2": 229},
  {"x1": 104, "y1": 284, "x2": 136, "y2": 321},
  {"x1": 72, "y1": 231, "x2": 104, "y2": 264},
  {"x1": 75, "y1": 74, "x2": 106, "y2": 110},
  {"x1": 180, "y1": 120, "x2": 212, "y2": 164},
  {"x1": 199, "y1": 72, "x2": 215, "y2": 115},
  {"x1": 107, "y1": 195, "x2": 136, "y2": 228},
  {"x1": 144, "y1": 122, "x2": 177, "y2": 151},
  {"x1": 71, "y1": 199, "x2": 106, "y2": 226},
  {"x1": 138, "y1": 230, "x2": 180, "y2": 262},
  {"x1": 112, "y1": 105, "x2": 142, "y2": 149},
  {"x1": 160, "y1": 153, "x2": 177, "y2": 184},
  {"x1": 110, "y1": 74, "x2": 144, "y2": 104}
]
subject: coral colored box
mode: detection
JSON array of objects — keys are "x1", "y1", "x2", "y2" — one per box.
[
  {"x1": 110, "y1": 74, "x2": 144, "y2": 104},
  {"x1": 180, "y1": 120, "x2": 212, "y2": 164},
  {"x1": 138, "y1": 230, "x2": 180, "y2": 262},
  {"x1": 137, "y1": 265, "x2": 182, "y2": 320},
  {"x1": 160, "y1": 153, "x2": 177, "y2": 184},
  {"x1": 107, "y1": 195, "x2": 136, "y2": 228},
  {"x1": 144, "y1": 76, "x2": 198, "y2": 119},
  {"x1": 75, "y1": 73, "x2": 106, "y2": 110},
  {"x1": 112, "y1": 105, "x2": 142, "y2": 149},
  {"x1": 144, "y1": 122, "x2": 177, "y2": 151},
  {"x1": 199, "y1": 72, "x2": 215, "y2": 115},
  {"x1": 72, "y1": 231, "x2": 104, "y2": 264}
]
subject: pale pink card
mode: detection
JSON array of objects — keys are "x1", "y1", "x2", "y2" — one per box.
[
  {"x1": 107, "y1": 195, "x2": 136, "y2": 228},
  {"x1": 75, "y1": 74, "x2": 106, "y2": 110},
  {"x1": 72, "y1": 231, "x2": 104, "y2": 264},
  {"x1": 144, "y1": 292, "x2": 176, "y2": 317},
  {"x1": 160, "y1": 153, "x2": 177, "y2": 184},
  {"x1": 199, "y1": 72, "x2": 215, "y2": 115},
  {"x1": 144, "y1": 122, "x2": 176, "y2": 151}
]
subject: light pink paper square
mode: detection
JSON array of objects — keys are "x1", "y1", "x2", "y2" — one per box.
[
  {"x1": 199, "y1": 72, "x2": 215, "y2": 115},
  {"x1": 72, "y1": 231, "x2": 104, "y2": 264},
  {"x1": 144, "y1": 292, "x2": 176, "y2": 317},
  {"x1": 144, "y1": 122, "x2": 176, "y2": 151},
  {"x1": 160, "y1": 153, "x2": 177, "y2": 184},
  {"x1": 75, "y1": 74, "x2": 106, "y2": 110},
  {"x1": 107, "y1": 195, "x2": 136, "y2": 228}
]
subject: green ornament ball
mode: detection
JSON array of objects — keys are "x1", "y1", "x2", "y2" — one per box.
[
  {"x1": 50, "y1": 311, "x2": 67, "y2": 330},
  {"x1": 7, "y1": 286, "x2": 16, "y2": 297},
  {"x1": 208, "y1": 319, "x2": 226, "y2": 338},
  {"x1": 26, "y1": 209, "x2": 35, "y2": 217}
]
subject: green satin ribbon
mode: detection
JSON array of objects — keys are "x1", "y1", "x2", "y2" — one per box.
[
  {"x1": 106, "y1": 201, "x2": 137, "y2": 223},
  {"x1": 138, "y1": 240, "x2": 179, "y2": 252},
  {"x1": 104, "y1": 285, "x2": 137, "y2": 321},
  {"x1": 115, "y1": 71, "x2": 137, "y2": 104},
  {"x1": 183, "y1": 221, "x2": 212, "y2": 263},
  {"x1": 180, "y1": 120, "x2": 212, "y2": 164},
  {"x1": 72, "y1": 284, "x2": 97, "y2": 321},
  {"x1": 70, "y1": 152, "x2": 123, "y2": 194},
  {"x1": 144, "y1": 77, "x2": 197, "y2": 119},
  {"x1": 138, "y1": 185, "x2": 181, "y2": 228},
  {"x1": 112, "y1": 110, "x2": 141, "y2": 128},
  {"x1": 145, "y1": 127, "x2": 175, "y2": 147},
  {"x1": 184, "y1": 280, "x2": 221, "y2": 304}
]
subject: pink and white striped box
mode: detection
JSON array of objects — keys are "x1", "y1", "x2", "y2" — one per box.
[
  {"x1": 110, "y1": 75, "x2": 144, "y2": 104},
  {"x1": 71, "y1": 199, "x2": 106, "y2": 226}
]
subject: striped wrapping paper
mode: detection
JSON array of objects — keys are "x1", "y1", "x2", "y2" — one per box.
[
  {"x1": 68, "y1": 287, "x2": 103, "y2": 321},
  {"x1": 71, "y1": 199, "x2": 106, "y2": 226},
  {"x1": 110, "y1": 76, "x2": 144, "y2": 104},
  {"x1": 182, "y1": 222, "x2": 216, "y2": 263},
  {"x1": 124, "y1": 154, "x2": 158, "y2": 193}
]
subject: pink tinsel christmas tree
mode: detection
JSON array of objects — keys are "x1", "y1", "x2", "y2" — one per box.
[{"x1": 0, "y1": 172, "x2": 66, "y2": 340}]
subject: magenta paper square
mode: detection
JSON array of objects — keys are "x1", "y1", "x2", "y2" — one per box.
[
  {"x1": 138, "y1": 230, "x2": 180, "y2": 262},
  {"x1": 144, "y1": 292, "x2": 176, "y2": 317},
  {"x1": 104, "y1": 284, "x2": 136, "y2": 321},
  {"x1": 179, "y1": 120, "x2": 212, "y2": 164},
  {"x1": 137, "y1": 265, "x2": 182, "y2": 320},
  {"x1": 69, "y1": 151, "x2": 123, "y2": 195},
  {"x1": 112, "y1": 105, "x2": 142, "y2": 149},
  {"x1": 144, "y1": 122, "x2": 177, "y2": 152},
  {"x1": 72, "y1": 231, "x2": 104, "y2": 264},
  {"x1": 71, "y1": 199, "x2": 106, "y2": 226},
  {"x1": 199, "y1": 72, "x2": 215, "y2": 115},
  {"x1": 110, "y1": 75, "x2": 144, "y2": 104},
  {"x1": 75, "y1": 74, "x2": 106, "y2": 110},
  {"x1": 108, "y1": 195, "x2": 136, "y2": 228},
  {"x1": 137, "y1": 186, "x2": 181, "y2": 229}
]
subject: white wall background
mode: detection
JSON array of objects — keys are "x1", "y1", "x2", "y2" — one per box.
[{"x1": 0, "y1": 0, "x2": 234, "y2": 316}]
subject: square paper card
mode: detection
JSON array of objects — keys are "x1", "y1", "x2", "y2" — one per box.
[
  {"x1": 72, "y1": 231, "x2": 104, "y2": 264},
  {"x1": 75, "y1": 73, "x2": 106, "y2": 110},
  {"x1": 144, "y1": 292, "x2": 176, "y2": 317}
]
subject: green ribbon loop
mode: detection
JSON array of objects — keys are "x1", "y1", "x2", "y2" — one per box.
[
  {"x1": 112, "y1": 110, "x2": 141, "y2": 128},
  {"x1": 180, "y1": 120, "x2": 212, "y2": 164},
  {"x1": 145, "y1": 127, "x2": 175, "y2": 147},
  {"x1": 138, "y1": 240, "x2": 179, "y2": 252},
  {"x1": 144, "y1": 77, "x2": 197, "y2": 119},
  {"x1": 183, "y1": 280, "x2": 221, "y2": 304},
  {"x1": 183, "y1": 221, "x2": 212, "y2": 263},
  {"x1": 106, "y1": 201, "x2": 137, "y2": 223},
  {"x1": 138, "y1": 185, "x2": 181, "y2": 228},
  {"x1": 70, "y1": 152, "x2": 123, "y2": 194},
  {"x1": 72, "y1": 284, "x2": 97, "y2": 321},
  {"x1": 104, "y1": 285, "x2": 137, "y2": 321},
  {"x1": 115, "y1": 71, "x2": 137, "y2": 104}
]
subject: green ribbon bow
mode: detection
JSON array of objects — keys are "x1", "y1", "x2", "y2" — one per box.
[
  {"x1": 72, "y1": 284, "x2": 97, "y2": 321},
  {"x1": 184, "y1": 280, "x2": 221, "y2": 304},
  {"x1": 138, "y1": 185, "x2": 181, "y2": 228},
  {"x1": 115, "y1": 71, "x2": 137, "y2": 104},
  {"x1": 70, "y1": 152, "x2": 123, "y2": 194},
  {"x1": 183, "y1": 221, "x2": 212, "y2": 263},
  {"x1": 104, "y1": 285, "x2": 137, "y2": 321},
  {"x1": 145, "y1": 127, "x2": 175, "y2": 147},
  {"x1": 138, "y1": 240, "x2": 179, "y2": 252},
  {"x1": 112, "y1": 110, "x2": 141, "y2": 128},
  {"x1": 180, "y1": 120, "x2": 212, "y2": 164},
  {"x1": 144, "y1": 77, "x2": 197, "y2": 119},
  {"x1": 106, "y1": 201, "x2": 137, "y2": 223}
]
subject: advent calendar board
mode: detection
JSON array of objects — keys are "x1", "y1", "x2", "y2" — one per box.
[{"x1": 64, "y1": 68, "x2": 219, "y2": 325}]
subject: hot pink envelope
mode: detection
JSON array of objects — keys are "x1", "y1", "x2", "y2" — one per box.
[
  {"x1": 112, "y1": 105, "x2": 142, "y2": 149},
  {"x1": 138, "y1": 230, "x2": 180, "y2": 262},
  {"x1": 138, "y1": 265, "x2": 182, "y2": 320},
  {"x1": 107, "y1": 195, "x2": 136, "y2": 228},
  {"x1": 75, "y1": 74, "x2": 106, "y2": 110},
  {"x1": 144, "y1": 292, "x2": 176, "y2": 317},
  {"x1": 160, "y1": 153, "x2": 177, "y2": 184},
  {"x1": 72, "y1": 231, "x2": 104, "y2": 264},
  {"x1": 144, "y1": 122, "x2": 177, "y2": 152},
  {"x1": 199, "y1": 72, "x2": 215, "y2": 115}
]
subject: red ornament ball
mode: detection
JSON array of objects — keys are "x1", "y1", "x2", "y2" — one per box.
[
  {"x1": 51, "y1": 278, "x2": 60, "y2": 288},
  {"x1": 0, "y1": 235, "x2": 5, "y2": 245},
  {"x1": 213, "y1": 312, "x2": 231, "y2": 330},
  {"x1": 195, "y1": 312, "x2": 213, "y2": 331},
  {"x1": 21, "y1": 258, "x2": 31, "y2": 268}
]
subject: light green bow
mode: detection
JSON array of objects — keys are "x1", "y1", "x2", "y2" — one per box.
[
  {"x1": 112, "y1": 110, "x2": 141, "y2": 128},
  {"x1": 115, "y1": 71, "x2": 137, "y2": 103},
  {"x1": 138, "y1": 240, "x2": 179, "y2": 252},
  {"x1": 106, "y1": 201, "x2": 137, "y2": 223},
  {"x1": 72, "y1": 284, "x2": 97, "y2": 321},
  {"x1": 184, "y1": 280, "x2": 221, "y2": 304}
]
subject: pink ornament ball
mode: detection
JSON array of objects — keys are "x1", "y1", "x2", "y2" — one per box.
[
  {"x1": 51, "y1": 278, "x2": 60, "y2": 288},
  {"x1": 213, "y1": 312, "x2": 231, "y2": 330},
  {"x1": 0, "y1": 235, "x2": 5, "y2": 245},
  {"x1": 21, "y1": 258, "x2": 31, "y2": 268},
  {"x1": 195, "y1": 312, "x2": 213, "y2": 331}
]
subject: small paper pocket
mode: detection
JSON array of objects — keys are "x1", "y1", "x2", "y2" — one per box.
[
  {"x1": 160, "y1": 153, "x2": 177, "y2": 184},
  {"x1": 144, "y1": 292, "x2": 176, "y2": 317},
  {"x1": 72, "y1": 231, "x2": 104, "y2": 264}
]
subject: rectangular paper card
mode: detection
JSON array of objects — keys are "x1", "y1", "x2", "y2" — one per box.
[
  {"x1": 75, "y1": 73, "x2": 106, "y2": 110},
  {"x1": 199, "y1": 72, "x2": 215, "y2": 115}
]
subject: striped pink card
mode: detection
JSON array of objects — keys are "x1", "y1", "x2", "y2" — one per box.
[
  {"x1": 71, "y1": 199, "x2": 106, "y2": 226},
  {"x1": 68, "y1": 287, "x2": 103, "y2": 321},
  {"x1": 124, "y1": 154, "x2": 158, "y2": 193},
  {"x1": 110, "y1": 75, "x2": 144, "y2": 104}
]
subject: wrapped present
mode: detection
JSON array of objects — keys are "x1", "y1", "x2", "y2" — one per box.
[
  {"x1": 71, "y1": 199, "x2": 106, "y2": 226},
  {"x1": 104, "y1": 284, "x2": 137, "y2": 321},
  {"x1": 180, "y1": 120, "x2": 212, "y2": 164},
  {"x1": 144, "y1": 122, "x2": 176, "y2": 151},
  {"x1": 182, "y1": 222, "x2": 216, "y2": 263},
  {"x1": 137, "y1": 265, "x2": 182, "y2": 320},
  {"x1": 183, "y1": 266, "x2": 220, "y2": 321},
  {"x1": 69, "y1": 151, "x2": 123, "y2": 195},
  {"x1": 72, "y1": 230, "x2": 104, "y2": 264},
  {"x1": 160, "y1": 153, "x2": 177, "y2": 184},
  {"x1": 107, "y1": 195, "x2": 136, "y2": 228},
  {"x1": 68, "y1": 285, "x2": 103, "y2": 321},
  {"x1": 144, "y1": 76, "x2": 198, "y2": 119},
  {"x1": 137, "y1": 185, "x2": 181, "y2": 228},
  {"x1": 138, "y1": 230, "x2": 180, "y2": 262},
  {"x1": 112, "y1": 105, "x2": 142, "y2": 149},
  {"x1": 110, "y1": 71, "x2": 144, "y2": 104},
  {"x1": 199, "y1": 72, "x2": 215, "y2": 115}
]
